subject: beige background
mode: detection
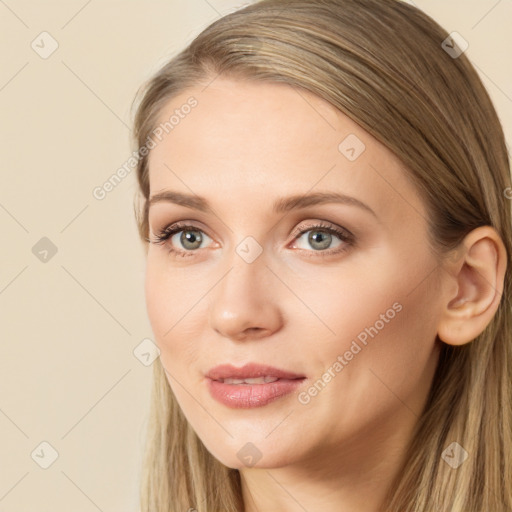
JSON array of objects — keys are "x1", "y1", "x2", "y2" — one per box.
[{"x1": 0, "y1": 1, "x2": 510, "y2": 511}]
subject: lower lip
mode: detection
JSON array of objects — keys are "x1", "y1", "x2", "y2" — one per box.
[{"x1": 206, "y1": 378, "x2": 305, "y2": 408}]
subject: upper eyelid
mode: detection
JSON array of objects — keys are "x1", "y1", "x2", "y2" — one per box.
[
  {"x1": 292, "y1": 221, "x2": 352, "y2": 236},
  {"x1": 157, "y1": 220, "x2": 351, "y2": 246},
  {"x1": 157, "y1": 219, "x2": 345, "y2": 234}
]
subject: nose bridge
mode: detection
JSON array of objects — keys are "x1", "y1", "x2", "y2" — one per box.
[
  {"x1": 209, "y1": 240, "x2": 282, "y2": 339},
  {"x1": 219, "y1": 231, "x2": 269, "y2": 291},
  {"x1": 215, "y1": 240, "x2": 270, "y2": 310}
]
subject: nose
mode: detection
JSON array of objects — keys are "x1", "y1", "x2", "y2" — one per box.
[{"x1": 209, "y1": 251, "x2": 283, "y2": 342}]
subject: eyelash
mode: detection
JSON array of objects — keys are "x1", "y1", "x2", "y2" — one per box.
[{"x1": 149, "y1": 221, "x2": 354, "y2": 259}]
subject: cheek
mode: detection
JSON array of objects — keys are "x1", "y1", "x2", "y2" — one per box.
[
  {"x1": 292, "y1": 250, "x2": 440, "y2": 380},
  {"x1": 315, "y1": 255, "x2": 441, "y2": 414},
  {"x1": 277, "y1": 262, "x2": 407, "y2": 346},
  {"x1": 315, "y1": 244, "x2": 440, "y2": 338},
  {"x1": 144, "y1": 261, "x2": 168, "y2": 337},
  {"x1": 144, "y1": 257, "x2": 204, "y2": 368}
]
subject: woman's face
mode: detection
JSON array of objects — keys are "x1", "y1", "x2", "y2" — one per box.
[{"x1": 145, "y1": 77, "x2": 444, "y2": 471}]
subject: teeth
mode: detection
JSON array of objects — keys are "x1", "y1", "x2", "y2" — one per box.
[{"x1": 222, "y1": 376, "x2": 280, "y2": 385}]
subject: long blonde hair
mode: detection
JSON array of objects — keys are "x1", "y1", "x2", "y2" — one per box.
[{"x1": 132, "y1": 0, "x2": 512, "y2": 510}]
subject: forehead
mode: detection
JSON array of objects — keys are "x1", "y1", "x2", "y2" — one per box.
[
  {"x1": 147, "y1": 77, "x2": 426, "y2": 223},
  {"x1": 149, "y1": 78, "x2": 345, "y2": 171}
]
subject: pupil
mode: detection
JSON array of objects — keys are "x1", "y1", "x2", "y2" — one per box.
[
  {"x1": 309, "y1": 230, "x2": 331, "y2": 250},
  {"x1": 182, "y1": 230, "x2": 202, "y2": 249}
]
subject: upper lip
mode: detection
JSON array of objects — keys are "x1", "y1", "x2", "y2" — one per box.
[{"x1": 206, "y1": 363, "x2": 305, "y2": 381}]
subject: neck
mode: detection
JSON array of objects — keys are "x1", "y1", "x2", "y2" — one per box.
[{"x1": 240, "y1": 397, "x2": 422, "y2": 512}]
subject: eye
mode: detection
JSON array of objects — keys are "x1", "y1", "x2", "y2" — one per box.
[
  {"x1": 289, "y1": 221, "x2": 354, "y2": 257},
  {"x1": 148, "y1": 220, "x2": 354, "y2": 258},
  {"x1": 148, "y1": 222, "x2": 213, "y2": 257}
]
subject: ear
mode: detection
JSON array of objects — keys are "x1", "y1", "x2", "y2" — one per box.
[{"x1": 437, "y1": 226, "x2": 507, "y2": 346}]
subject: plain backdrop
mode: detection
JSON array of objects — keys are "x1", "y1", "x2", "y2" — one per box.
[{"x1": 0, "y1": 1, "x2": 511, "y2": 511}]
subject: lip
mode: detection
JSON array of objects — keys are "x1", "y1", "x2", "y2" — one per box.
[
  {"x1": 206, "y1": 363, "x2": 305, "y2": 381},
  {"x1": 205, "y1": 363, "x2": 306, "y2": 409}
]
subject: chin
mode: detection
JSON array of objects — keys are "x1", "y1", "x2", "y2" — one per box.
[{"x1": 200, "y1": 437, "x2": 297, "y2": 470}]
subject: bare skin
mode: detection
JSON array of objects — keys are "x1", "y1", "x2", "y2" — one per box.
[{"x1": 143, "y1": 77, "x2": 506, "y2": 512}]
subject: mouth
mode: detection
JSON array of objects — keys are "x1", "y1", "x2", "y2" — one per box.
[
  {"x1": 206, "y1": 362, "x2": 305, "y2": 381},
  {"x1": 217, "y1": 376, "x2": 284, "y2": 385},
  {"x1": 205, "y1": 363, "x2": 306, "y2": 408}
]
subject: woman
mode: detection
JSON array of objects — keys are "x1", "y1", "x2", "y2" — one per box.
[{"x1": 132, "y1": 0, "x2": 512, "y2": 510}]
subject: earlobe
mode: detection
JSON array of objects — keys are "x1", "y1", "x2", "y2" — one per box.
[{"x1": 437, "y1": 226, "x2": 507, "y2": 346}]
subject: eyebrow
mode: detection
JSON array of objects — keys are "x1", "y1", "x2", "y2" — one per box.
[{"x1": 148, "y1": 190, "x2": 377, "y2": 217}]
